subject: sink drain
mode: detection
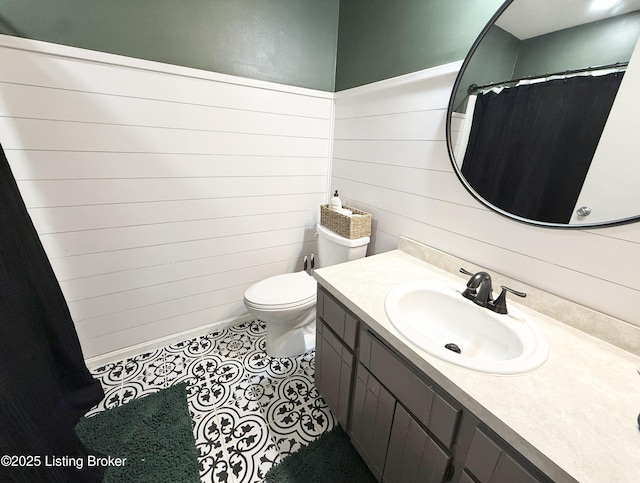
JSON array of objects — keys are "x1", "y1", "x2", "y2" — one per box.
[{"x1": 444, "y1": 343, "x2": 461, "y2": 354}]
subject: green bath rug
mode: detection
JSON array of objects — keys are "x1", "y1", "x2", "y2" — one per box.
[
  {"x1": 265, "y1": 425, "x2": 376, "y2": 483},
  {"x1": 76, "y1": 382, "x2": 199, "y2": 483}
]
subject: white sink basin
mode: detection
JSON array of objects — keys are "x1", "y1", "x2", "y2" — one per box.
[{"x1": 384, "y1": 281, "x2": 548, "y2": 375}]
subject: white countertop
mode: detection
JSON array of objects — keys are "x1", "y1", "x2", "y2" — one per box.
[{"x1": 313, "y1": 249, "x2": 640, "y2": 483}]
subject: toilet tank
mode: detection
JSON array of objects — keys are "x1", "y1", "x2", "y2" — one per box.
[{"x1": 316, "y1": 223, "x2": 370, "y2": 268}]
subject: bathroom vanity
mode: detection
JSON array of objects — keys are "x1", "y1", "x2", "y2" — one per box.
[{"x1": 313, "y1": 239, "x2": 640, "y2": 483}]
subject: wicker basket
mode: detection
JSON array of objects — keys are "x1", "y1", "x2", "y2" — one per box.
[{"x1": 320, "y1": 204, "x2": 371, "y2": 239}]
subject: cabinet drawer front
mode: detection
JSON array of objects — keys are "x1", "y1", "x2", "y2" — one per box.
[
  {"x1": 319, "y1": 288, "x2": 358, "y2": 350},
  {"x1": 360, "y1": 329, "x2": 434, "y2": 425},
  {"x1": 360, "y1": 329, "x2": 461, "y2": 450}
]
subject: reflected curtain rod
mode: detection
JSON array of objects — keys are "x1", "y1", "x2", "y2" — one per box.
[{"x1": 467, "y1": 61, "x2": 628, "y2": 94}]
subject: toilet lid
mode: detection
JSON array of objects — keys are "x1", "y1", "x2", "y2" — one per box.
[{"x1": 245, "y1": 271, "x2": 317, "y2": 307}]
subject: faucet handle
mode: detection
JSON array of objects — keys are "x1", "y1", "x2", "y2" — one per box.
[
  {"x1": 459, "y1": 267, "x2": 474, "y2": 277},
  {"x1": 492, "y1": 285, "x2": 527, "y2": 314}
]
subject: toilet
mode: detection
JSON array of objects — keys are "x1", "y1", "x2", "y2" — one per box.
[{"x1": 243, "y1": 223, "x2": 370, "y2": 358}]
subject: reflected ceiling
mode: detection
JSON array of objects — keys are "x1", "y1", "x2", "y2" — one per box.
[{"x1": 497, "y1": 0, "x2": 640, "y2": 39}]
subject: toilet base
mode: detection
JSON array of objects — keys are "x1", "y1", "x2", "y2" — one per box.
[{"x1": 265, "y1": 310, "x2": 316, "y2": 358}]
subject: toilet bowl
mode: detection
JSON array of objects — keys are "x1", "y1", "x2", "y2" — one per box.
[
  {"x1": 244, "y1": 271, "x2": 317, "y2": 358},
  {"x1": 243, "y1": 223, "x2": 370, "y2": 358}
]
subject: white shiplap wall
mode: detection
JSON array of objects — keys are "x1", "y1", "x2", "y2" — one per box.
[
  {"x1": 0, "y1": 35, "x2": 332, "y2": 359},
  {"x1": 332, "y1": 66, "x2": 640, "y2": 328}
]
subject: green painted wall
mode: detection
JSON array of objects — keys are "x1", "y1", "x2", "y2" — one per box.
[
  {"x1": 0, "y1": 0, "x2": 340, "y2": 91},
  {"x1": 452, "y1": 26, "x2": 519, "y2": 113},
  {"x1": 513, "y1": 11, "x2": 640, "y2": 78},
  {"x1": 334, "y1": 0, "x2": 504, "y2": 91},
  {"x1": 0, "y1": 0, "x2": 507, "y2": 92}
]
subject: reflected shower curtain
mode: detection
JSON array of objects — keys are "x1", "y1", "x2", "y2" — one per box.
[
  {"x1": 0, "y1": 144, "x2": 104, "y2": 482},
  {"x1": 461, "y1": 73, "x2": 624, "y2": 223}
]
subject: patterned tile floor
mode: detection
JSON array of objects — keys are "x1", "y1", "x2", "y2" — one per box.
[{"x1": 86, "y1": 320, "x2": 336, "y2": 482}]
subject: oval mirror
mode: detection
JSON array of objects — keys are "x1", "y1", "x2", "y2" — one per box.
[{"x1": 446, "y1": 0, "x2": 640, "y2": 227}]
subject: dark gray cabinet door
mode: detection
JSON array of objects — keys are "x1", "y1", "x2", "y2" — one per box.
[
  {"x1": 384, "y1": 403, "x2": 452, "y2": 483},
  {"x1": 464, "y1": 427, "x2": 548, "y2": 483},
  {"x1": 350, "y1": 363, "x2": 396, "y2": 481},
  {"x1": 491, "y1": 452, "x2": 541, "y2": 483},
  {"x1": 464, "y1": 427, "x2": 503, "y2": 482},
  {"x1": 458, "y1": 471, "x2": 476, "y2": 483},
  {"x1": 315, "y1": 319, "x2": 354, "y2": 430},
  {"x1": 360, "y1": 328, "x2": 461, "y2": 451}
]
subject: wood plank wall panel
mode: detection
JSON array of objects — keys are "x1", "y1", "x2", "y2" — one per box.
[
  {"x1": 332, "y1": 73, "x2": 640, "y2": 328},
  {"x1": 0, "y1": 38, "x2": 331, "y2": 358}
]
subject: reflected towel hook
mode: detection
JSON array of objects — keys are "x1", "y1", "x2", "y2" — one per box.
[{"x1": 576, "y1": 206, "x2": 591, "y2": 217}]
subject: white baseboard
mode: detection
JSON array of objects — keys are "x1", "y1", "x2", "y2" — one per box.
[{"x1": 84, "y1": 313, "x2": 254, "y2": 369}]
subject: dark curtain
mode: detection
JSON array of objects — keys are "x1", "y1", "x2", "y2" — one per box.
[
  {"x1": 461, "y1": 73, "x2": 624, "y2": 223},
  {"x1": 0, "y1": 144, "x2": 105, "y2": 482}
]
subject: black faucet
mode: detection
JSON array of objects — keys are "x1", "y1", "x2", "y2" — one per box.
[
  {"x1": 460, "y1": 269, "x2": 493, "y2": 307},
  {"x1": 460, "y1": 268, "x2": 526, "y2": 314}
]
